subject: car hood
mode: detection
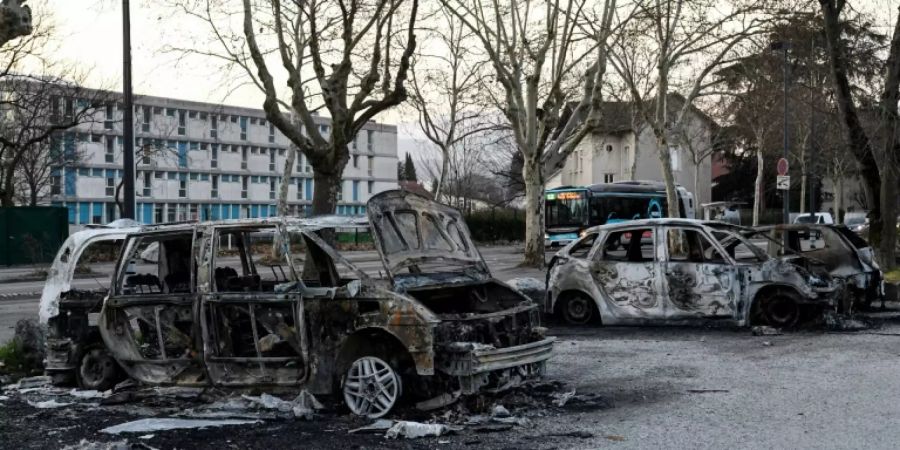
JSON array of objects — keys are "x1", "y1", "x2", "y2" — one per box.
[{"x1": 366, "y1": 190, "x2": 490, "y2": 287}]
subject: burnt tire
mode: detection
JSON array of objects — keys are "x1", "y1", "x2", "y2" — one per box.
[
  {"x1": 77, "y1": 348, "x2": 122, "y2": 391},
  {"x1": 561, "y1": 294, "x2": 595, "y2": 325},
  {"x1": 342, "y1": 356, "x2": 402, "y2": 419},
  {"x1": 762, "y1": 295, "x2": 800, "y2": 328}
]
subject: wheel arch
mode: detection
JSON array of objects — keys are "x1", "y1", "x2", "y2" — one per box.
[
  {"x1": 750, "y1": 284, "x2": 804, "y2": 324},
  {"x1": 335, "y1": 327, "x2": 418, "y2": 382},
  {"x1": 554, "y1": 289, "x2": 601, "y2": 323}
]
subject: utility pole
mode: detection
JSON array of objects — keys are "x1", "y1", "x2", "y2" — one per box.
[
  {"x1": 771, "y1": 41, "x2": 791, "y2": 224},
  {"x1": 121, "y1": 0, "x2": 136, "y2": 219}
]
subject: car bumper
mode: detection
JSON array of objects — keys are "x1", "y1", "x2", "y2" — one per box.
[
  {"x1": 44, "y1": 338, "x2": 78, "y2": 373},
  {"x1": 436, "y1": 337, "x2": 556, "y2": 393}
]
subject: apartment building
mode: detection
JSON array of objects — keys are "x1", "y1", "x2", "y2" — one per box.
[{"x1": 45, "y1": 93, "x2": 398, "y2": 225}]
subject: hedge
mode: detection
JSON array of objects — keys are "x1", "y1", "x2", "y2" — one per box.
[{"x1": 465, "y1": 208, "x2": 525, "y2": 243}]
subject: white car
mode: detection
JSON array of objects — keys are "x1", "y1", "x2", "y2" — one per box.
[{"x1": 794, "y1": 212, "x2": 834, "y2": 225}]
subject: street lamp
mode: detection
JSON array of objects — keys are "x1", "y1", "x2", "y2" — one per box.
[
  {"x1": 771, "y1": 40, "x2": 791, "y2": 224},
  {"x1": 122, "y1": 0, "x2": 135, "y2": 220}
]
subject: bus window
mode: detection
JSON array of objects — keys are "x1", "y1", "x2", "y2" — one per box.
[
  {"x1": 546, "y1": 193, "x2": 589, "y2": 228},
  {"x1": 596, "y1": 195, "x2": 670, "y2": 224}
]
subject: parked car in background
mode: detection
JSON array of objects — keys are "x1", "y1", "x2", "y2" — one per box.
[
  {"x1": 843, "y1": 212, "x2": 869, "y2": 235},
  {"x1": 741, "y1": 224, "x2": 883, "y2": 310},
  {"x1": 546, "y1": 219, "x2": 840, "y2": 328},
  {"x1": 794, "y1": 212, "x2": 835, "y2": 225},
  {"x1": 45, "y1": 191, "x2": 554, "y2": 418}
]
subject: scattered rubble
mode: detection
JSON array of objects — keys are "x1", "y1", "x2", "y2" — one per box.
[
  {"x1": 552, "y1": 389, "x2": 576, "y2": 407},
  {"x1": 751, "y1": 326, "x2": 782, "y2": 336},
  {"x1": 27, "y1": 398, "x2": 74, "y2": 409},
  {"x1": 101, "y1": 418, "x2": 261, "y2": 434},
  {"x1": 823, "y1": 311, "x2": 872, "y2": 332},
  {"x1": 62, "y1": 439, "x2": 156, "y2": 450},
  {"x1": 385, "y1": 421, "x2": 458, "y2": 439}
]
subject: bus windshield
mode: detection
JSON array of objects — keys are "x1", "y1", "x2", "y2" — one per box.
[
  {"x1": 591, "y1": 195, "x2": 669, "y2": 224},
  {"x1": 546, "y1": 191, "x2": 589, "y2": 228}
]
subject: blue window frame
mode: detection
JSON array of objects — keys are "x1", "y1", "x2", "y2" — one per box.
[
  {"x1": 231, "y1": 204, "x2": 240, "y2": 219},
  {"x1": 78, "y1": 168, "x2": 89, "y2": 176},
  {"x1": 178, "y1": 141, "x2": 188, "y2": 167},
  {"x1": 65, "y1": 168, "x2": 76, "y2": 196},
  {"x1": 92, "y1": 168, "x2": 103, "y2": 177},
  {"x1": 190, "y1": 141, "x2": 199, "y2": 151},
  {"x1": 210, "y1": 204, "x2": 220, "y2": 220},
  {"x1": 167, "y1": 172, "x2": 177, "y2": 180},
  {"x1": 92, "y1": 203, "x2": 103, "y2": 223},
  {"x1": 142, "y1": 203, "x2": 153, "y2": 224},
  {"x1": 250, "y1": 204, "x2": 259, "y2": 218},
  {"x1": 79, "y1": 202, "x2": 90, "y2": 224},
  {"x1": 305, "y1": 179, "x2": 312, "y2": 200},
  {"x1": 352, "y1": 180, "x2": 359, "y2": 201},
  {"x1": 67, "y1": 204, "x2": 76, "y2": 224},
  {"x1": 200, "y1": 173, "x2": 209, "y2": 181},
  {"x1": 190, "y1": 173, "x2": 198, "y2": 181}
]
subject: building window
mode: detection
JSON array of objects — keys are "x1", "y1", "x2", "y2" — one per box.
[
  {"x1": 352, "y1": 134, "x2": 358, "y2": 150},
  {"x1": 104, "y1": 104, "x2": 114, "y2": 130},
  {"x1": 105, "y1": 175, "x2": 115, "y2": 197},
  {"x1": 296, "y1": 178, "x2": 303, "y2": 200},
  {"x1": 367, "y1": 156, "x2": 374, "y2": 175},
  {"x1": 367, "y1": 130, "x2": 374, "y2": 152},
  {"x1": 142, "y1": 106, "x2": 151, "y2": 132},
  {"x1": 189, "y1": 110, "x2": 197, "y2": 119},
  {"x1": 241, "y1": 176, "x2": 248, "y2": 199},
  {"x1": 143, "y1": 173, "x2": 151, "y2": 196},
  {"x1": 179, "y1": 174, "x2": 187, "y2": 198},
  {"x1": 269, "y1": 178, "x2": 276, "y2": 200},
  {"x1": 166, "y1": 203, "x2": 177, "y2": 222},
  {"x1": 606, "y1": 144, "x2": 613, "y2": 152},
  {"x1": 269, "y1": 150, "x2": 275, "y2": 172},
  {"x1": 51, "y1": 174, "x2": 61, "y2": 195},
  {"x1": 352, "y1": 155, "x2": 359, "y2": 169},
  {"x1": 211, "y1": 175, "x2": 219, "y2": 198},
  {"x1": 268, "y1": 123, "x2": 275, "y2": 143},
  {"x1": 154, "y1": 203, "x2": 164, "y2": 223},
  {"x1": 166, "y1": 108, "x2": 176, "y2": 117},
  {"x1": 178, "y1": 110, "x2": 186, "y2": 135},
  {"x1": 367, "y1": 180, "x2": 374, "y2": 194},
  {"x1": 211, "y1": 144, "x2": 218, "y2": 168},
  {"x1": 105, "y1": 136, "x2": 115, "y2": 163},
  {"x1": 210, "y1": 115, "x2": 218, "y2": 139},
  {"x1": 240, "y1": 116, "x2": 248, "y2": 140},
  {"x1": 241, "y1": 146, "x2": 248, "y2": 169},
  {"x1": 352, "y1": 180, "x2": 359, "y2": 202},
  {"x1": 320, "y1": 124, "x2": 329, "y2": 135},
  {"x1": 604, "y1": 173, "x2": 615, "y2": 183},
  {"x1": 336, "y1": 182, "x2": 343, "y2": 201}
]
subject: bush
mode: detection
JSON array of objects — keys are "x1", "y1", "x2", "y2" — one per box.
[{"x1": 465, "y1": 208, "x2": 525, "y2": 243}]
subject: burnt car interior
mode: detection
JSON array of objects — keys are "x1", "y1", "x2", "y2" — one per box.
[
  {"x1": 213, "y1": 227, "x2": 290, "y2": 292},
  {"x1": 667, "y1": 228, "x2": 727, "y2": 264},
  {"x1": 603, "y1": 228, "x2": 655, "y2": 262}
]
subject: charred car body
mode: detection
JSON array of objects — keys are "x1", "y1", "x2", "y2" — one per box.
[
  {"x1": 546, "y1": 219, "x2": 840, "y2": 327},
  {"x1": 742, "y1": 224, "x2": 883, "y2": 310},
  {"x1": 41, "y1": 191, "x2": 553, "y2": 418}
]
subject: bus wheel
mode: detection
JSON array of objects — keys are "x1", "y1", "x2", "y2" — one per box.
[{"x1": 561, "y1": 294, "x2": 594, "y2": 325}]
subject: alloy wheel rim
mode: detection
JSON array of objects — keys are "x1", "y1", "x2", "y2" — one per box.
[{"x1": 343, "y1": 356, "x2": 399, "y2": 418}]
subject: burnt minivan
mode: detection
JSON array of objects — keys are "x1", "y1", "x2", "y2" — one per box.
[{"x1": 45, "y1": 191, "x2": 553, "y2": 418}]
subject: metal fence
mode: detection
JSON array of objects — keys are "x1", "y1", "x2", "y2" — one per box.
[{"x1": 0, "y1": 207, "x2": 69, "y2": 266}]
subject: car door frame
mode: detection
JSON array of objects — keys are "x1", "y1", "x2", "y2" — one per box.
[
  {"x1": 587, "y1": 224, "x2": 664, "y2": 323},
  {"x1": 99, "y1": 227, "x2": 205, "y2": 385},
  {"x1": 197, "y1": 222, "x2": 310, "y2": 387},
  {"x1": 659, "y1": 224, "x2": 739, "y2": 320}
]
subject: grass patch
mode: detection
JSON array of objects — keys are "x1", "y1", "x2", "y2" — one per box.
[
  {"x1": 885, "y1": 268, "x2": 900, "y2": 283},
  {"x1": 0, "y1": 340, "x2": 26, "y2": 374}
]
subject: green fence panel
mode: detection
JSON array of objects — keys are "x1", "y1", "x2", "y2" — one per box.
[{"x1": 1, "y1": 207, "x2": 69, "y2": 266}]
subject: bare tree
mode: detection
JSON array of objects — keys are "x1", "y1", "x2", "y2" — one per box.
[
  {"x1": 439, "y1": 0, "x2": 621, "y2": 267},
  {"x1": 167, "y1": 0, "x2": 419, "y2": 217},
  {"x1": 608, "y1": 0, "x2": 766, "y2": 219},
  {"x1": 407, "y1": 4, "x2": 490, "y2": 201}
]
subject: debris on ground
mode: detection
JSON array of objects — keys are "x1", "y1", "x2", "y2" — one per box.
[
  {"x1": 3, "y1": 375, "x2": 52, "y2": 392},
  {"x1": 385, "y1": 421, "x2": 458, "y2": 439},
  {"x1": 751, "y1": 326, "x2": 782, "y2": 336},
  {"x1": 348, "y1": 419, "x2": 395, "y2": 434},
  {"x1": 27, "y1": 398, "x2": 74, "y2": 409},
  {"x1": 552, "y1": 389, "x2": 576, "y2": 407},
  {"x1": 686, "y1": 389, "x2": 730, "y2": 394},
  {"x1": 101, "y1": 418, "x2": 261, "y2": 434},
  {"x1": 240, "y1": 391, "x2": 323, "y2": 419},
  {"x1": 823, "y1": 311, "x2": 872, "y2": 332},
  {"x1": 762, "y1": 341, "x2": 773, "y2": 347},
  {"x1": 61, "y1": 439, "x2": 154, "y2": 450},
  {"x1": 416, "y1": 391, "x2": 461, "y2": 411}
]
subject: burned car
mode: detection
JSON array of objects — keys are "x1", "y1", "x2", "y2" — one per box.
[
  {"x1": 743, "y1": 224, "x2": 883, "y2": 310},
  {"x1": 42, "y1": 191, "x2": 553, "y2": 418},
  {"x1": 546, "y1": 219, "x2": 839, "y2": 327}
]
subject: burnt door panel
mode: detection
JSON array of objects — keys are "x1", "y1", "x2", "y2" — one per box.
[
  {"x1": 661, "y1": 228, "x2": 736, "y2": 319},
  {"x1": 592, "y1": 228, "x2": 664, "y2": 321}
]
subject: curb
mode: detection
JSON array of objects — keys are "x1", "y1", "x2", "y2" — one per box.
[{"x1": 0, "y1": 291, "x2": 41, "y2": 300}]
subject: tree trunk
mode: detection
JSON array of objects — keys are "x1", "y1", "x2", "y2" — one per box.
[
  {"x1": 835, "y1": 172, "x2": 844, "y2": 224},
  {"x1": 879, "y1": 163, "x2": 897, "y2": 269},
  {"x1": 521, "y1": 153, "x2": 545, "y2": 268},
  {"x1": 312, "y1": 170, "x2": 341, "y2": 216},
  {"x1": 655, "y1": 134, "x2": 680, "y2": 219},
  {"x1": 435, "y1": 148, "x2": 449, "y2": 203},
  {"x1": 693, "y1": 161, "x2": 700, "y2": 209},
  {"x1": 753, "y1": 148, "x2": 764, "y2": 226},
  {"x1": 278, "y1": 145, "x2": 297, "y2": 216}
]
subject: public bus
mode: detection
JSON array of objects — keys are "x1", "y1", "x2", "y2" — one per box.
[{"x1": 544, "y1": 181, "x2": 696, "y2": 247}]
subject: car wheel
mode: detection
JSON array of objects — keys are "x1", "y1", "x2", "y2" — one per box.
[
  {"x1": 342, "y1": 356, "x2": 402, "y2": 418},
  {"x1": 561, "y1": 294, "x2": 594, "y2": 325},
  {"x1": 763, "y1": 295, "x2": 800, "y2": 328},
  {"x1": 77, "y1": 348, "x2": 122, "y2": 391}
]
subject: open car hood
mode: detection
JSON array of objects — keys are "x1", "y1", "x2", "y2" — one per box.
[{"x1": 366, "y1": 190, "x2": 490, "y2": 288}]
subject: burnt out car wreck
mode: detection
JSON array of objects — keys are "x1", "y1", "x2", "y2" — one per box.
[
  {"x1": 546, "y1": 219, "x2": 841, "y2": 328},
  {"x1": 40, "y1": 190, "x2": 553, "y2": 418}
]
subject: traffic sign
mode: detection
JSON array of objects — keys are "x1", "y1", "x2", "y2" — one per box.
[
  {"x1": 776, "y1": 158, "x2": 789, "y2": 176},
  {"x1": 776, "y1": 175, "x2": 790, "y2": 190}
]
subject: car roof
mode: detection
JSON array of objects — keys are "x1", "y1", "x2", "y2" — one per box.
[
  {"x1": 131, "y1": 215, "x2": 369, "y2": 234},
  {"x1": 583, "y1": 218, "x2": 712, "y2": 233}
]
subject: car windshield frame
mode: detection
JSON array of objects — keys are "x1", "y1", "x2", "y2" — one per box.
[{"x1": 710, "y1": 228, "x2": 768, "y2": 263}]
